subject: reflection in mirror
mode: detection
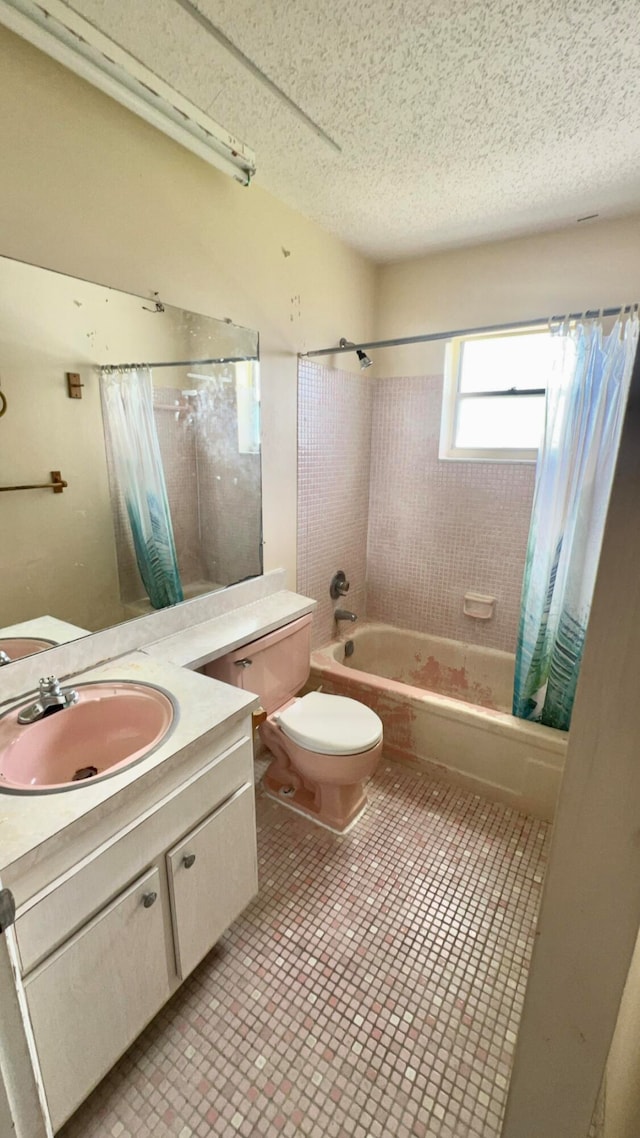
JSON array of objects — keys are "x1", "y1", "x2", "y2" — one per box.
[{"x1": 0, "y1": 256, "x2": 262, "y2": 659}]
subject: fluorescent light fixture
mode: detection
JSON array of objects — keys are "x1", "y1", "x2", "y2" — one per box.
[{"x1": 0, "y1": 0, "x2": 256, "y2": 185}]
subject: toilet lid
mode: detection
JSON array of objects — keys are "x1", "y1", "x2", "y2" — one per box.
[{"x1": 276, "y1": 692, "x2": 383, "y2": 756}]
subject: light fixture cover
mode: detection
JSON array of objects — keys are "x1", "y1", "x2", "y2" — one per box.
[{"x1": 0, "y1": 0, "x2": 256, "y2": 185}]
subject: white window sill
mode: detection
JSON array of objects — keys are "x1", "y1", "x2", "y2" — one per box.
[{"x1": 438, "y1": 448, "x2": 538, "y2": 464}]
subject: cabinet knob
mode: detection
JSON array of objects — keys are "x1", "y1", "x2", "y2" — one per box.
[
  {"x1": 142, "y1": 891, "x2": 157, "y2": 908},
  {"x1": 182, "y1": 853, "x2": 196, "y2": 869}
]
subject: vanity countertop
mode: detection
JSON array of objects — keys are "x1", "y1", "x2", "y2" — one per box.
[
  {"x1": 0, "y1": 616, "x2": 89, "y2": 644},
  {"x1": 142, "y1": 588, "x2": 316, "y2": 669},
  {"x1": 0, "y1": 652, "x2": 258, "y2": 882}
]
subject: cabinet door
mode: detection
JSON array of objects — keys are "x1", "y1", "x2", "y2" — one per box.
[
  {"x1": 167, "y1": 784, "x2": 258, "y2": 980},
  {"x1": 24, "y1": 867, "x2": 171, "y2": 1133}
]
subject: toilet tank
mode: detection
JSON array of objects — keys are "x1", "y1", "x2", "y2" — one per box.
[{"x1": 203, "y1": 614, "x2": 312, "y2": 714}]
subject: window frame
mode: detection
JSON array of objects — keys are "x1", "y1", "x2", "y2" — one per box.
[{"x1": 439, "y1": 326, "x2": 548, "y2": 463}]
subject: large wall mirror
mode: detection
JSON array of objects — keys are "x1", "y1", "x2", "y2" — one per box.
[{"x1": 0, "y1": 256, "x2": 262, "y2": 664}]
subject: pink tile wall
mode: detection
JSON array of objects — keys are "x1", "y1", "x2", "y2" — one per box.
[
  {"x1": 297, "y1": 360, "x2": 372, "y2": 648},
  {"x1": 367, "y1": 376, "x2": 535, "y2": 652},
  {"x1": 297, "y1": 366, "x2": 535, "y2": 653},
  {"x1": 154, "y1": 388, "x2": 207, "y2": 588},
  {"x1": 104, "y1": 388, "x2": 207, "y2": 606},
  {"x1": 192, "y1": 382, "x2": 262, "y2": 587},
  {"x1": 104, "y1": 382, "x2": 262, "y2": 608}
]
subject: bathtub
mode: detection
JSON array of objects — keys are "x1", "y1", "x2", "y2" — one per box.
[{"x1": 311, "y1": 623, "x2": 567, "y2": 821}]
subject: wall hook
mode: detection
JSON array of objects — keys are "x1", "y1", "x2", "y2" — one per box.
[{"x1": 66, "y1": 372, "x2": 84, "y2": 399}]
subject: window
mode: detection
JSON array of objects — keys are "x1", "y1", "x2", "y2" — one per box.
[
  {"x1": 235, "y1": 361, "x2": 261, "y2": 455},
  {"x1": 439, "y1": 327, "x2": 572, "y2": 462}
]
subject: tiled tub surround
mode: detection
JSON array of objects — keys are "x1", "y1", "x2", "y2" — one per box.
[
  {"x1": 312, "y1": 625, "x2": 566, "y2": 821},
  {"x1": 367, "y1": 377, "x2": 536, "y2": 654},
  {"x1": 296, "y1": 365, "x2": 536, "y2": 654},
  {"x1": 59, "y1": 758, "x2": 549, "y2": 1138},
  {"x1": 297, "y1": 360, "x2": 373, "y2": 649},
  {"x1": 154, "y1": 386, "x2": 210, "y2": 596},
  {"x1": 104, "y1": 382, "x2": 262, "y2": 613}
]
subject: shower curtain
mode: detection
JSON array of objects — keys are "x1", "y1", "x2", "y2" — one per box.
[
  {"x1": 101, "y1": 367, "x2": 184, "y2": 609},
  {"x1": 513, "y1": 313, "x2": 639, "y2": 731}
]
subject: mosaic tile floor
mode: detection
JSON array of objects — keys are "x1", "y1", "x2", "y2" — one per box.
[{"x1": 60, "y1": 759, "x2": 549, "y2": 1138}]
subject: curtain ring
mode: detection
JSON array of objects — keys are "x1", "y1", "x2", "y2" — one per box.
[{"x1": 0, "y1": 389, "x2": 6, "y2": 418}]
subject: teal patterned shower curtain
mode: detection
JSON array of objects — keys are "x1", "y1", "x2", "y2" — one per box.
[
  {"x1": 513, "y1": 314, "x2": 639, "y2": 731},
  {"x1": 101, "y1": 367, "x2": 184, "y2": 609}
]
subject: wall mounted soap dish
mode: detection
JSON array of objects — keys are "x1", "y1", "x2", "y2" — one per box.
[{"x1": 463, "y1": 592, "x2": 495, "y2": 620}]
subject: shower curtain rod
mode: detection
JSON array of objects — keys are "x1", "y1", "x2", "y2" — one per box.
[
  {"x1": 299, "y1": 305, "x2": 635, "y2": 359},
  {"x1": 98, "y1": 355, "x2": 258, "y2": 371}
]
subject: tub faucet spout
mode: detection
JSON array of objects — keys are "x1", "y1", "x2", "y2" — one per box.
[{"x1": 335, "y1": 609, "x2": 357, "y2": 623}]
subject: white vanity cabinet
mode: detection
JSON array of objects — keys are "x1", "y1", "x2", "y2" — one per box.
[
  {"x1": 10, "y1": 719, "x2": 259, "y2": 1133},
  {"x1": 167, "y1": 783, "x2": 257, "y2": 980},
  {"x1": 23, "y1": 867, "x2": 170, "y2": 1131}
]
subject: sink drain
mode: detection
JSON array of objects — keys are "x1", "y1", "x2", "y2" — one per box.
[
  {"x1": 280, "y1": 785, "x2": 295, "y2": 797},
  {"x1": 72, "y1": 766, "x2": 98, "y2": 781}
]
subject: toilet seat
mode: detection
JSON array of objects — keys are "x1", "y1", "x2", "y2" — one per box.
[{"x1": 275, "y1": 691, "x2": 383, "y2": 756}]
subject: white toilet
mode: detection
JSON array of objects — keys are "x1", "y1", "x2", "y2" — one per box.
[{"x1": 204, "y1": 614, "x2": 383, "y2": 831}]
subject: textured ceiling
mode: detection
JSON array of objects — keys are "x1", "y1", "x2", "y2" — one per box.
[{"x1": 64, "y1": 0, "x2": 640, "y2": 260}]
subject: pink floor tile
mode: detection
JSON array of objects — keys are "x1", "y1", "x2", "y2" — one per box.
[{"x1": 60, "y1": 759, "x2": 549, "y2": 1138}]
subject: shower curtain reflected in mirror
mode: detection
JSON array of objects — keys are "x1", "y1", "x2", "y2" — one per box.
[
  {"x1": 513, "y1": 313, "x2": 639, "y2": 731},
  {"x1": 100, "y1": 367, "x2": 184, "y2": 609}
]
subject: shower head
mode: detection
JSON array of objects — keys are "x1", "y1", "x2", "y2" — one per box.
[{"x1": 339, "y1": 338, "x2": 373, "y2": 370}]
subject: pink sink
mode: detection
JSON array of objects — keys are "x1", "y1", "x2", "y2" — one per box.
[
  {"x1": 0, "y1": 681, "x2": 176, "y2": 794},
  {"x1": 0, "y1": 637, "x2": 57, "y2": 661}
]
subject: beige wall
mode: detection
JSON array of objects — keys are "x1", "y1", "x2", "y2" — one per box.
[
  {"x1": 375, "y1": 215, "x2": 640, "y2": 375},
  {"x1": 0, "y1": 25, "x2": 375, "y2": 596}
]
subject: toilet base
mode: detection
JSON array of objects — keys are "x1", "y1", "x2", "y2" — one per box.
[
  {"x1": 259, "y1": 713, "x2": 381, "y2": 833},
  {"x1": 263, "y1": 780, "x2": 368, "y2": 834}
]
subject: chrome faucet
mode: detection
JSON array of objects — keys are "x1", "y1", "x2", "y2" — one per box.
[
  {"x1": 0, "y1": 651, "x2": 11, "y2": 666},
  {"x1": 17, "y1": 676, "x2": 79, "y2": 724},
  {"x1": 334, "y1": 609, "x2": 357, "y2": 624},
  {"x1": 330, "y1": 570, "x2": 350, "y2": 599}
]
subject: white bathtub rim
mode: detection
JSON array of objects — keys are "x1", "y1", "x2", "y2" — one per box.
[
  {"x1": 312, "y1": 644, "x2": 568, "y2": 761},
  {"x1": 324, "y1": 620, "x2": 516, "y2": 665}
]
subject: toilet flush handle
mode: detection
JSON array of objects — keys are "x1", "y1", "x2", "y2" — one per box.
[{"x1": 235, "y1": 658, "x2": 252, "y2": 668}]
